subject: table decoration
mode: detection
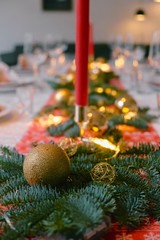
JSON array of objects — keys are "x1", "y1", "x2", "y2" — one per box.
[
  {"x1": 1, "y1": 141, "x2": 160, "y2": 240},
  {"x1": 23, "y1": 143, "x2": 70, "y2": 187},
  {"x1": 88, "y1": 22, "x2": 94, "y2": 61},
  {"x1": 75, "y1": 0, "x2": 89, "y2": 123},
  {"x1": 1, "y1": 56, "x2": 160, "y2": 239}
]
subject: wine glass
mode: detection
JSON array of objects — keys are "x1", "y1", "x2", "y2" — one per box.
[
  {"x1": 148, "y1": 30, "x2": 160, "y2": 72},
  {"x1": 147, "y1": 31, "x2": 160, "y2": 118},
  {"x1": 23, "y1": 33, "x2": 34, "y2": 55}
]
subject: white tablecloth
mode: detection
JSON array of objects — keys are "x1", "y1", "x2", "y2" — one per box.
[{"x1": 0, "y1": 84, "x2": 52, "y2": 147}]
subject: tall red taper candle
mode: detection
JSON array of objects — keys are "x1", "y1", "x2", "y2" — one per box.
[
  {"x1": 89, "y1": 22, "x2": 94, "y2": 59},
  {"x1": 75, "y1": 0, "x2": 89, "y2": 122}
]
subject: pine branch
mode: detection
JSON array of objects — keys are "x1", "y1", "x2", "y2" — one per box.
[
  {"x1": 146, "y1": 186, "x2": 160, "y2": 220},
  {"x1": 47, "y1": 119, "x2": 80, "y2": 137},
  {"x1": 1, "y1": 200, "x2": 57, "y2": 240},
  {"x1": 0, "y1": 175, "x2": 26, "y2": 196},
  {"x1": 0, "y1": 171, "x2": 23, "y2": 184},
  {"x1": 123, "y1": 143, "x2": 158, "y2": 155},
  {"x1": 43, "y1": 184, "x2": 114, "y2": 238},
  {"x1": 47, "y1": 79, "x2": 74, "y2": 90},
  {"x1": 114, "y1": 186, "x2": 148, "y2": 228},
  {"x1": 0, "y1": 146, "x2": 24, "y2": 166},
  {"x1": 1, "y1": 185, "x2": 59, "y2": 206},
  {"x1": 108, "y1": 115, "x2": 148, "y2": 129},
  {"x1": 1, "y1": 144, "x2": 160, "y2": 239}
]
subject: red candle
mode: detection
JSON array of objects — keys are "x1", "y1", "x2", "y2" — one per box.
[
  {"x1": 88, "y1": 22, "x2": 94, "y2": 59},
  {"x1": 75, "y1": 0, "x2": 89, "y2": 107}
]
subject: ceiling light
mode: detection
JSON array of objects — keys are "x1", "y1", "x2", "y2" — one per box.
[{"x1": 135, "y1": 9, "x2": 146, "y2": 21}]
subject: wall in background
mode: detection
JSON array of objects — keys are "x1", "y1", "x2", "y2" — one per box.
[{"x1": 0, "y1": 0, "x2": 159, "y2": 52}]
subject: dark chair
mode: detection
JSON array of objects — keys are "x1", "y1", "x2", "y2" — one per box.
[
  {"x1": 65, "y1": 42, "x2": 112, "y2": 60},
  {"x1": 94, "y1": 43, "x2": 111, "y2": 60},
  {"x1": 0, "y1": 52, "x2": 17, "y2": 66}
]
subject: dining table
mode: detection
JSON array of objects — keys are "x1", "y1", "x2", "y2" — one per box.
[{"x1": 0, "y1": 59, "x2": 160, "y2": 240}]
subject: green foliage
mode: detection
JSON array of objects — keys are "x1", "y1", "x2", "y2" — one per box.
[
  {"x1": 108, "y1": 115, "x2": 148, "y2": 129},
  {"x1": 47, "y1": 118, "x2": 80, "y2": 137},
  {"x1": 43, "y1": 183, "x2": 115, "y2": 239},
  {"x1": 47, "y1": 79, "x2": 74, "y2": 90},
  {"x1": 102, "y1": 127, "x2": 123, "y2": 144},
  {"x1": 1, "y1": 145, "x2": 160, "y2": 239},
  {"x1": 89, "y1": 92, "x2": 115, "y2": 106},
  {"x1": 138, "y1": 107, "x2": 157, "y2": 122}
]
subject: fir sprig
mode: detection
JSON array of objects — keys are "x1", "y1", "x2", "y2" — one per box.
[
  {"x1": 47, "y1": 118, "x2": 80, "y2": 137},
  {"x1": 108, "y1": 115, "x2": 148, "y2": 129},
  {"x1": 1, "y1": 145, "x2": 160, "y2": 239}
]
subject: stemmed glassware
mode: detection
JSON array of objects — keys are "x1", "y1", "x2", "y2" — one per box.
[
  {"x1": 148, "y1": 30, "x2": 160, "y2": 72},
  {"x1": 147, "y1": 30, "x2": 160, "y2": 118}
]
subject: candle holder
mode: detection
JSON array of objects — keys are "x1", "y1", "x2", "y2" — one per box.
[{"x1": 75, "y1": 105, "x2": 87, "y2": 123}]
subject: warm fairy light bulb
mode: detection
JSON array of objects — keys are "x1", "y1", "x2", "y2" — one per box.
[
  {"x1": 99, "y1": 106, "x2": 106, "y2": 112},
  {"x1": 124, "y1": 112, "x2": 137, "y2": 120},
  {"x1": 116, "y1": 97, "x2": 126, "y2": 108},
  {"x1": 38, "y1": 115, "x2": 63, "y2": 127},
  {"x1": 100, "y1": 63, "x2": 111, "y2": 72},
  {"x1": 66, "y1": 73, "x2": 74, "y2": 82},
  {"x1": 87, "y1": 112, "x2": 93, "y2": 118},
  {"x1": 95, "y1": 87, "x2": 103, "y2": 93},
  {"x1": 105, "y1": 88, "x2": 117, "y2": 96},
  {"x1": 89, "y1": 137, "x2": 118, "y2": 151},
  {"x1": 115, "y1": 55, "x2": 125, "y2": 69}
]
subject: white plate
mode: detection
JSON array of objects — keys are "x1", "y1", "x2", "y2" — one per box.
[
  {"x1": 0, "y1": 77, "x2": 34, "y2": 93},
  {"x1": 0, "y1": 104, "x2": 11, "y2": 118}
]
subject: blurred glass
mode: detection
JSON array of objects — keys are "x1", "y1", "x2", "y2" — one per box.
[
  {"x1": 135, "y1": 63, "x2": 155, "y2": 94},
  {"x1": 16, "y1": 84, "x2": 35, "y2": 116},
  {"x1": 148, "y1": 30, "x2": 160, "y2": 71},
  {"x1": 23, "y1": 33, "x2": 34, "y2": 55}
]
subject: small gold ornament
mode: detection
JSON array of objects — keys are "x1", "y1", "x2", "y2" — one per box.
[
  {"x1": 86, "y1": 107, "x2": 107, "y2": 131},
  {"x1": 58, "y1": 138, "x2": 78, "y2": 157},
  {"x1": 115, "y1": 95, "x2": 138, "y2": 118},
  {"x1": 91, "y1": 162, "x2": 115, "y2": 184},
  {"x1": 54, "y1": 89, "x2": 73, "y2": 106}
]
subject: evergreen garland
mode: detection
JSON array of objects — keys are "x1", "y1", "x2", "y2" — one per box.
[
  {"x1": 108, "y1": 115, "x2": 148, "y2": 129},
  {"x1": 47, "y1": 118, "x2": 80, "y2": 137},
  {"x1": 1, "y1": 143, "x2": 160, "y2": 239}
]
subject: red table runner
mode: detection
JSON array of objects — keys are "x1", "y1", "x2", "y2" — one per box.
[{"x1": 4, "y1": 78, "x2": 160, "y2": 240}]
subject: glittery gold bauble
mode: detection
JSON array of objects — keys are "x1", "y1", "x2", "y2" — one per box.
[
  {"x1": 115, "y1": 95, "x2": 138, "y2": 117},
  {"x1": 23, "y1": 143, "x2": 70, "y2": 187},
  {"x1": 91, "y1": 162, "x2": 115, "y2": 184},
  {"x1": 58, "y1": 138, "x2": 78, "y2": 157},
  {"x1": 54, "y1": 89, "x2": 73, "y2": 106},
  {"x1": 87, "y1": 107, "x2": 107, "y2": 130}
]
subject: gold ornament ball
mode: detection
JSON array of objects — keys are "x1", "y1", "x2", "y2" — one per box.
[
  {"x1": 91, "y1": 162, "x2": 115, "y2": 184},
  {"x1": 23, "y1": 143, "x2": 70, "y2": 187},
  {"x1": 115, "y1": 95, "x2": 138, "y2": 115},
  {"x1": 87, "y1": 107, "x2": 107, "y2": 129},
  {"x1": 59, "y1": 137, "x2": 78, "y2": 157},
  {"x1": 54, "y1": 89, "x2": 73, "y2": 106}
]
